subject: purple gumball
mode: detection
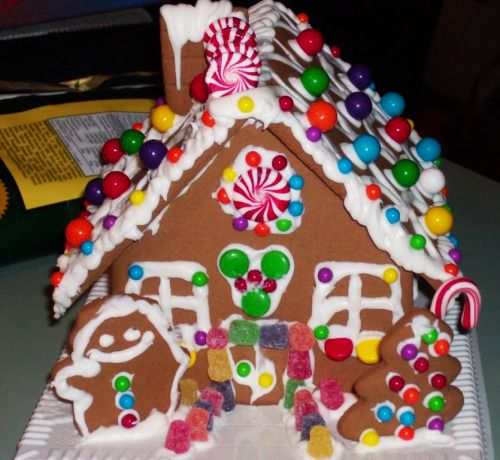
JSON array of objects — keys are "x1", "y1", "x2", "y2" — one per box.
[
  {"x1": 347, "y1": 64, "x2": 373, "y2": 90},
  {"x1": 140, "y1": 139, "x2": 167, "y2": 169},
  {"x1": 345, "y1": 92, "x2": 372, "y2": 120},
  {"x1": 85, "y1": 178, "x2": 104, "y2": 206}
]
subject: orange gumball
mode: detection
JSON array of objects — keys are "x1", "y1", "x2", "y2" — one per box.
[
  {"x1": 434, "y1": 339, "x2": 450, "y2": 356},
  {"x1": 306, "y1": 100, "x2": 337, "y2": 132},
  {"x1": 65, "y1": 217, "x2": 94, "y2": 248}
]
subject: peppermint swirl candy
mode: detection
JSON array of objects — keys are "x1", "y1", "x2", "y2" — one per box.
[
  {"x1": 203, "y1": 16, "x2": 256, "y2": 47},
  {"x1": 233, "y1": 167, "x2": 291, "y2": 222},
  {"x1": 205, "y1": 30, "x2": 257, "y2": 61},
  {"x1": 206, "y1": 51, "x2": 260, "y2": 98}
]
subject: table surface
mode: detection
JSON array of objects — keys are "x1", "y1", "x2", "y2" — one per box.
[{"x1": 1, "y1": 159, "x2": 499, "y2": 459}]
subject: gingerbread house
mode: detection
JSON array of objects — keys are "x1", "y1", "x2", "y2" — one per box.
[{"x1": 49, "y1": 0, "x2": 481, "y2": 454}]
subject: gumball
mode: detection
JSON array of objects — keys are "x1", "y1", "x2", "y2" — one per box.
[
  {"x1": 102, "y1": 138, "x2": 124, "y2": 163},
  {"x1": 337, "y1": 157, "x2": 353, "y2": 174},
  {"x1": 190, "y1": 72, "x2": 209, "y2": 103},
  {"x1": 194, "y1": 330, "x2": 207, "y2": 346},
  {"x1": 392, "y1": 159, "x2": 420, "y2": 187},
  {"x1": 50, "y1": 272, "x2": 64, "y2": 287},
  {"x1": 353, "y1": 134, "x2": 381, "y2": 164},
  {"x1": 418, "y1": 168, "x2": 445, "y2": 195},
  {"x1": 121, "y1": 412, "x2": 138, "y2": 429},
  {"x1": 347, "y1": 63, "x2": 372, "y2": 90},
  {"x1": 428, "y1": 395, "x2": 445, "y2": 412},
  {"x1": 202, "y1": 110, "x2": 215, "y2": 127},
  {"x1": 119, "y1": 393, "x2": 135, "y2": 410},
  {"x1": 192, "y1": 271, "x2": 208, "y2": 287},
  {"x1": 102, "y1": 171, "x2": 131, "y2": 199},
  {"x1": 242, "y1": 288, "x2": 271, "y2": 317},
  {"x1": 237, "y1": 361, "x2": 251, "y2": 377},
  {"x1": 345, "y1": 92, "x2": 372, "y2": 120},
  {"x1": 434, "y1": 339, "x2": 450, "y2": 356},
  {"x1": 128, "y1": 264, "x2": 144, "y2": 280},
  {"x1": 139, "y1": 139, "x2": 167, "y2": 169},
  {"x1": 246, "y1": 151, "x2": 261, "y2": 167},
  {"x1": 383, "y1": 268, "x2": 398, "y2": 284},
  {"x1": 388, "y1": 375, "x2": 405, "y2": 392},
  {"x1": 428, "y1": 417, "x2": 444, "y2": 431},
  {"x1": 414, "y1": 356, "x2": 429, "y2": 373},
  {"x1": 410, "y1": 234, "x2": 426, "y2": 250},
  {"x1": 278, "y1": 218, "x2": 292, "y2": 230},
  {"x1": 232, "y1": 216, "x2": 248, "y2": 231},
  {"x1": 306, "y1": 100, "x2": 337, "y2": 131},
  {"x1": 403, "y1": 387, "x2": 420, "y2": 404},
  {"x1": 254, "y1": 223, "x2": 270, "y2": 237},
  {"x1": 399, "y1": 410, "x2": 415, "y2": 426},
  {"x1": 279, "y1": 95, "x2": 294, "y2": 111},
  {"x1": 84, "y1": 178, "x2": 104, "y2": 206},
  {"x1": 114, "y1": 375, "x2": 131, "y2": 392},
  {"x1": 258, "y1": 372, "x2": 273, "y2": 388},
  {"x1": 247, "y1": 269, "x2": 263, "y2": 284},
  {"x1": 431, "y1": 373, "x2": 447, "y2": 389},
  {"x1": 262, "y1": 278, "x2": 277, "y2": 293},
  {"x1": 366, "y1": 184, "x2": 381, "y2": 200},
  {"x1": 238, "y1": 96, "x2": 254, "y2": 113},
  {"x1": 219, "y1": 249, "x2": 250, "y2": 278},
  {"x1": 330, "y1": 45, "x2": 341, "y2": 58},
  {"x1": 416, "y1": 137, "x2": 441, "y2": 162},
  {"x1": 306, "y1": 126, "x2": 322, "y2": 142},
  {"x1": 385, "y1": 207, "x2": 400, "y2": 224},
  {"x1": 297, "y1": 12, "x2": 308, "y2": 23},
  {"x1": 376, "y1": 405, "x2": 394, "y2": 422},
  {"x1": 65, "y1": 217, "x2": 94, "y2": 248},
  {"x1": 296, "y1": 28, "x2": 324, "y2": 56},
  {"x1": 421, "y1": 328, "x2": 438, "y2": 345},
  {"x1": 424, "y1": 206, "x2": 453, "y2": 235},
  {"x1": 80, "y1": 240, "x2": 93, "y2": 256},
  {"x1": 151, "y1": 104, "x2": 175, "y2": 132},
  {"x1": 380, "y1": 92, "x2": 405, "y2": 117},
  {"x1": 400, "y1": 343, "x2": 418, "y2": 361},
  {"x1": 272, "y1": 155, "x2": 288, "y2": 171},
  {"x1": 120, "y1": 129, "x2": 145, "y2": 155},
  {"x1": 261, "y1": 250, "x2": 290, "y2": 279},
  {"x1": 234, "y1": 277, "x2": 247, "y2": 292},
  {"x1": 385, "y1": 117, "x2": 411, "y2": 143},
  {"x1": 317, "y1": 267, "x2": 333, "y2": 283},
  {"x1": 444, "y1": 263, "x2": 458, "y2": 276},
  {"x1": 103, "y1": 214, "x2": 117, "y2": 230},
  {"x1": 289, "y1": 174, "x2": 304, "y2": 190},
  {"x1": 300, "y1": 66, "x2": 329, "y2": 97},
  {"x1": 313, "y1": 325, "x2": 329, "y2": 340},
  {"x1": 398, "y1": 426, "x2": 414, "y2": 441},
  {"x1": 167, "y1": 146, "x2": 183, "y2": 163}
]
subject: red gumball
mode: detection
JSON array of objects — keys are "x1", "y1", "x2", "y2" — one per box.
[
  {"x1": 65, "y1": 217, "x2": 94, "y2": 248},
  {"x1": 190, "y1": 72, "x2": 209, "y2": 103},
  {"x1": 330, "y1": 45, "x2": 341, "y2": 58},
  {"x1": 385, "y1": 117, "x2": 411, "y2": 143},
  {"x1": 307, "y1": 100, "x2": 337, "y2": 132},
  {"x1": 102, "y1": 138, "x2": 124, "y2": 164},
  {"x1": 102, "y1": 171, "x2": 131, "y2": 199},
  {"x1": 296, "y1": 28, "x2": 324, "y2": 56},
  {"x1": 50, "y1": 271, "x2": 64, "y2": 287}
]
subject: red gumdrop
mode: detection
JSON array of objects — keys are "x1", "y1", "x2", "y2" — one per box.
[
  {"x1": 319, "y1": 377, "x2": 344, "y2": 410},
  {"x1": 287, "y1": 349, "x2": 312, "y2": 379},
  {"x1": 165, "y1": 420, "x2": 191, "y2": 454},
  {"x1": 200, "y1": 387, "x2": 224, "y2": 416},
  {"x1": 324, "y1": 337, "x2": 353, "y2": 361},
  {"x1": 294, "y1": 401, "x2": 318, "y2": 431},
  {"x1": 206, "y1": 327, "x2": 228, "y2": 349},
  {"x1": 294, "y1": 388, "x2": 314, "y2": 406},
  {"x1": 289, "y1": 322, "x2": 315, "y2": 351},
  {"x1": 186, "y1": 407, "x2": 209, "y2": 441},
  {"x1": 102, "y1": 171, "x2": 131, "y2": 199},
  {"x1": 296, "y1": 28, "x2": 324, "y2": 56},
  {"x1": 190, "y1": 72, "x2": 209, "y2": 103},
  {"x1": 65, "y1": 217, "x2": 94, "y2": 248},
  {"x1": 385, "y1": 117, "x2": 411, "y2": 143},
  {"x1": 102, "y1": 138, "x2": 124, "y2": 164}
]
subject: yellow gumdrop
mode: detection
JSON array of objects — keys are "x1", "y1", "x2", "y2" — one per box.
[
  {"x1": 179, "y1": 378, "x2": 198, "y2": 406},
  {"x1": 382, "y1": 268, "x2": 398, "y2": 284},
  {"x1": 188, "y1": 350, "x2": 197, "y2": 368},
  {"x1": 207, "y1": 349, "x2": 232, "y2": 382},
  {"x1": 258, "y1": 372, "x2": 273, "y2": 388},
  {"x1": 238, "y1": 96, "x2": 254, "y2": 113},
  {"x1": 129, "y1": 190, "x2": 145, "y2": 205},
  {"x1": 361, "y1": 429, "x2": 380, "y2": 447},
  {"x1": 151, "y1": 105, "x2": 175, "y2": 132},
  {"x1": 424, "y1": 206, "x2": 453, "y2": 236},
  {"x1": 307, "y1": 425, "x2": 334, "y2": 458},
  {"x1": 222, "y1": 167, "x2": 237, "y2": 182},
  {"x1": 356, "y1": 338, "x2": 381, "y2": 364}
]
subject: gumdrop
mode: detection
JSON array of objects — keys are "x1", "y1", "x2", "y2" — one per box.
[
  {"x1": 319, "y1": 377, "x2": 344, "y2": 410},
  {"x1": 284, "y1": 379, "x2": 305, "y2": 409},
  {"x1": 259, "y1": 323, "x2": 289, "y2": 349},
  {"x1": 211, "y1": 380, "x2": 236, "y2": 412},
  {"x1": 307, "y1": 425, "x2": 334, "y2": 458},
  {"x1": 206, "y1": 327, "x2": 228, "y2": 349},
  {"x1": 186, "y1": 407, "x2": 209, "y2": 442},
  {"x1": 179, "y1": 378, "x2": 198, "y2": 406},
  {"x1": 208, "y1": 349, "x2": 232, "y2": 382},
  {"x1": 229, "y1": 320, "x2": 260, "y2": 345},
  {"x1": 287, "y1": 349, "x2": 312, "y2": 380},
  {"x1": 194, "y1": 400, "x2": 214, "y2": 431},
  {"x1": 295, "y1": 400, "x2": 318, "y2": 431},
  {"x1": 200, "y1": 387, "x2": 224, "y2": 416},
  {"x1": 289, "y1": 322, "x2": 315, "y2": 351},
  {"x1": 294, "y1": 388, "x2": 314, "y2": 406},
  {"x1": 165, "y1": 420, "x2": 191, "y2": 454},
  {"x1": 300, "y1": 413, "x2": 326, "y2": 441}
]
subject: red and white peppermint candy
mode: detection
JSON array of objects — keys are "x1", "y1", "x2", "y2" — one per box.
[
  {"x1": 208, "y1": 41, "x2": 261, "y2": 69},
  {"x1": 203, "y1": 16, "x2": 256, "y2": 47},
  {"x1": 430, "y1": 277, "x2": 481, "y2": 329},
  {"x1": 205, "y1": 30, "x2": 257, "y2": 60},
  {"x1": 205, "y1": 52, "x2": 260, "y2": 98},
  {"x1": 233, "y1": 167, "x2": 291, "y2": 222}
]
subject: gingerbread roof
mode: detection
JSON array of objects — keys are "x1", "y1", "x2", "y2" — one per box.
[{"x1": 51, "y1": 0, "x2": 466, "y2": 319}]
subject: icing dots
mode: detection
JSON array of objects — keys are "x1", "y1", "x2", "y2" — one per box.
[{"x1": 215, "y1": 146, "x2": 304, "y2": 235}]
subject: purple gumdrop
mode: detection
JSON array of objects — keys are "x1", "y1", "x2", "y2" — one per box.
[
  {"x1": 103, "y1": 214, "x2": 117, "y2": 230},
  {"x1": 156, "y1": 96, "x2": 166, "y2": 106},
  {"x1": 85, "y1": 178, "x2": 104, "y2": 206},
  {"x1": 400, "y1": 343, "x2": 418, "y2": 361},
  {"x1": 193, "y1": 400, "x2": 214, "y2": 431},
  {"x1": 300, "y1": 413, "x2": 326, "y2": 441},
  {"x1": 345, "y1": 91, "x2": 372, "y2": 120},
  {"x1": 139, "y1": 139, "x2": 167, "y2": 169},
  {"x1": 306, "y1": 126, "x2": 322, "y2": 142},
  {"x1": 211, "y1": 380, "x2": 235, "y2": 412},
  {"x1": 317, "y1": 267, "x2": 333, "y2": 283},
  {"x1": 232, "y1": 216, "x2": 248, "y2": 231},
  {"x1": 194, "y1": 330, "x2": 207, "y2": 346},
  {"x1": 449, "y1": 248, "x2": 462, "y2": 263},
  {"x1": 428, "y1": 417, "x2": 444, "y2": 431},
  {"x1": 259, "y1": 323, "x2": 289, "y2": 349},
  {"x1": 347, "y1": 63, "x2": 373, "y2": 90}
]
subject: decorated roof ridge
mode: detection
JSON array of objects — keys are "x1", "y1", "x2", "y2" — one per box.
[{"x1": 50, "y1": 0, "x2": 479, "y2": 327}]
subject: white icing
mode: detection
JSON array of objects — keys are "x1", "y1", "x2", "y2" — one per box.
[
  {"x1": 98, "y1": 334, "x2": 114, "y2": 347},
  {"x1": 123, "y1": 328, "x2": 141, "y2": 341}
]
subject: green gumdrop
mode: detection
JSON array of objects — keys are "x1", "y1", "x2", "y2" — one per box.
[
  {"x1": 392, "y1": 159, "x2": 420, "y2": 188},
  {"x1": 242, "y1": 288, "x2": 271, "y2": 317},
  {"x1": 120, "y1": 129, "x2": 145, "y2": 155},
  {"x1": 261, "y1": 250, "x2": 290, "y2": 280},
  {"x1": 229, "y1": 319, "x2": 260, "y2": 345},
  {"x1": 284, "y1": 379, "x2": 305, "y2": 409},
  {"x1": 219, "y1": 249, "x2": 250, "y2": 278},
  {"x1": 276, "y1": 219, "x2": 292, "y2": 232},
  {"x1": 300, "y1": 66, "x2": 329, "y2": 97}
]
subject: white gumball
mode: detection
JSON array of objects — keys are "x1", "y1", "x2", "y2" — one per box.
[{"x1": 418, "y1": 168, "x2": 445, "y2": 195}]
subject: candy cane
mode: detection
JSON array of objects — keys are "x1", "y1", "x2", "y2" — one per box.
[{"x1": 430, "y1": 277, "x2": 481, "y2": 329}]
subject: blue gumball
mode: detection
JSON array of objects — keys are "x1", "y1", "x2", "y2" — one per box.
[
  {"x1": 353, "y1": 134, "x2": 381, "y2": 164},
  {"x1": 416, "y1": 137, "x2": 441, "y2": 162},
  {"x1": 380, "y1": 91, "x2": 405, "y2": 117}
]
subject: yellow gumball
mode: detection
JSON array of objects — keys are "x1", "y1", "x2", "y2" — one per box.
[
  {"x1": 188, "y1": 350, "x2": 197, "y2": 368},
  {"x1": 222, "y1": 167, "x2": 237, "y2": 182},
  {"x1": 361, "y1": 429, "x2": 380, "y2": 447},
  {"x1": 129, "y1": 190, "x2": 145, "y2": 205},
  {"x1": 237, "y1": 96, "x2": 254, "y2": 113},
  {"x1": 424, "y1": 206, "x2": 453, "y2": 236},
  {"x1": 356, "y1": 338, "x2": 381, "y2": 364},
  {"x1": 382, "y1": 268, "x2": 398, "y2": 284},
  {"x1": 407, "y1": 118, "x2": 415, "y2": 130},
  {"x1": 151, "y1": 105, "x2": 175, "y2": 132},
  {"x1": 258, "y1": 372, "x2": 273, "y2": 388}
]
